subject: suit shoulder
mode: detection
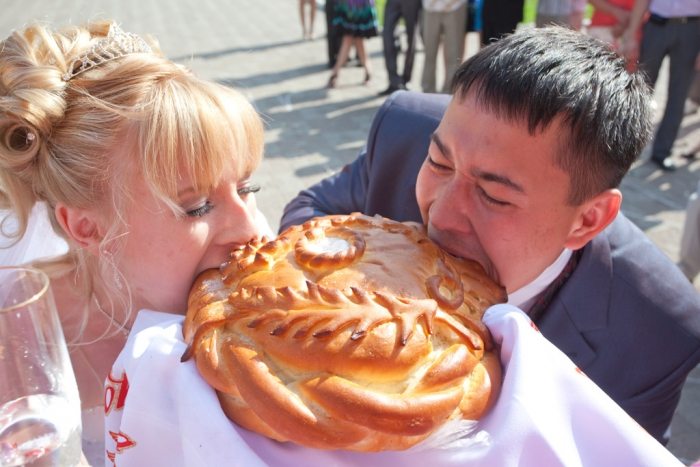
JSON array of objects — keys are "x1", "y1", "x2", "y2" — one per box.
[
  {"x1": 378, "y1": 91, "x2": 450, "y2": 123},
  {"x1": 605, "y1": 215, "x2": 700, "y2": 337}
]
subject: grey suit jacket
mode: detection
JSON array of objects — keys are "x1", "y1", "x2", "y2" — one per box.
[{"x1": 280, "y1": 90, "x2": 700, "y2": 442}]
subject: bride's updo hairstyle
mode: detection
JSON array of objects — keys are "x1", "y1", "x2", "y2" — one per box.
[{"x1": 0, "y1": 20, "x2": 264, "y2": 330}]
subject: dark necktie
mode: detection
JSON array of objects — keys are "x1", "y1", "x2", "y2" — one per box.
[{"x1": 527, "y1": 249, "x2": 583, "y2": 324}]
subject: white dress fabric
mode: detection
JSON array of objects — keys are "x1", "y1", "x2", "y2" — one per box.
[
  {"x1": 0, "y1": 203, "x2": 68, "y2": 266},
  {"x1": 104, "y1": 304, "x2": 682, "y2": 467}
]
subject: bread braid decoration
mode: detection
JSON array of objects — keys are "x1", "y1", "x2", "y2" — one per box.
[{"x1": 183, "y1": 213, "x2": 506, "y2": 451}]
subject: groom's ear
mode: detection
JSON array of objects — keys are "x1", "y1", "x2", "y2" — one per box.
[
  {"x1": 564, "y1": 189, "x2": 620, "y2": 251},
  {"x1": 54, "y1": 203, "x2": 104, "y2": 252}
]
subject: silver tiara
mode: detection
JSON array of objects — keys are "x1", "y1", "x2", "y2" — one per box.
[{"x1": 62, "y1": 24, "x2": 152, "y2": 81}]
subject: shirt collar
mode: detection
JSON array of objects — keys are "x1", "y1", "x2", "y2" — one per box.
[{"x1": 507, "y1": 248, "x2": 573, "y2": 312}]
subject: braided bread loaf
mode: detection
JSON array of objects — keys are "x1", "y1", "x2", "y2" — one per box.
[{"x1": 182, "y1": 213, "x2": 506, "y2": 451}]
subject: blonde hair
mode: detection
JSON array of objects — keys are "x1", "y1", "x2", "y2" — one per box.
[{"x1": 0, "y1": 20, "x2": 264, "y2": 336}]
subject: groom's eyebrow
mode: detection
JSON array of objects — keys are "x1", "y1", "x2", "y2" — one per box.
[
  {"x1": 430, "y1": 132, "x2": 452, "y2": 161},
  {"x1": 432, "y1": 131, "x2": 524, "y2": 193},
  {"x1": 472, "y1": 168, "x2": 525, "y2": 193}
]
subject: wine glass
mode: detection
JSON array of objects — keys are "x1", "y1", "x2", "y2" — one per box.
[{"x1": 0, "y1": 266, "x2": 82, "y2": 466}]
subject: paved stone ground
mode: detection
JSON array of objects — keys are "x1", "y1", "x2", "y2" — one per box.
[{"x1": 1, "y1": 0, "x2": 698, "y2": 463}]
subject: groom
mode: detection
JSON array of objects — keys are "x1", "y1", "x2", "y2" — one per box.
[{"x1": 280, "y1": 26, "x2": 700, "y2": 444}]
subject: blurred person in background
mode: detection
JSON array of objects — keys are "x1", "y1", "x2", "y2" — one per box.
[
  {"x1": 327, "y1": 0, "x2": 379, "y2": 87},
  {"x1": 299, "y1": 0, "x2": 317, "y2": 40},
  {"x1": 682, "y1": 61, "x2": 700, "y2": 135},
  {"x1": 480, "y1": 0, "x2": 523, "y2": 44},
  {"x1": 621, "y1": 0, "x2": 700, "y2": 171},
  {"x1": 421, "y1": 0, "x2": 468, "y2": 93},
  {"x1": 325, "y1": 0, "x2": 343, "y2": 67},
  {"x1": 587, "y1": 0, "x2": 637, "y2": 70},
  {"x1": 679, "y1": 180, "x2": 700, "y2": 283},
  {"x1": 380, "y1": 0, "x2": 422, "y2": 95},
  {"x1": 536, "y1": 0, "x2": 588, "y2": 29}
]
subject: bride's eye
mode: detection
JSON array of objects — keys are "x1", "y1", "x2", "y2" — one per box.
[
  {"x1": 237, "y1": 183, "x2": 261, "y2": 197},
  {"x1": 185, "y1": 200, "x2": 214, "y2": 218}
]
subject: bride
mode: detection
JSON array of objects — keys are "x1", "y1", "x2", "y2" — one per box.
[{"x1": 0, "y1": 20, "x2": 270, "y2": 463}]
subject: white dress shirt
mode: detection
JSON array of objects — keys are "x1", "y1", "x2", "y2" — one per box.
[{"x1": 507, "y1": 248, "x2": 573, "y2": 313}]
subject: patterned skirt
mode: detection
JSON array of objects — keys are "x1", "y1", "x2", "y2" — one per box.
[{"x1": 332, "y1": 0, "x2": 379, "y2": 38}]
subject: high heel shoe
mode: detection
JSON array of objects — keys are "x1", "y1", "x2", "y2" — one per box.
[
  {"x1": 327, "y1": 73, "x2": 338, "y2": 89},
  {"x1": 363, "y1": 70, "x2": 371, "y2": 85}
]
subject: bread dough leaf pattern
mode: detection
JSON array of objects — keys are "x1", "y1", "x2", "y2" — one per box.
[{"x1": 183, "y1": 213, "x2": 506, "y2": 451}]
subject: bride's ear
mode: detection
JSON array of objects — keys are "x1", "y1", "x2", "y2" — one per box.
[{"x1": 54, "y1": 203, "x2": 104, "y2": 252}]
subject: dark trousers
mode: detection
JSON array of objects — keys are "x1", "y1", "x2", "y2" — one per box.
[
  {"x1": 382, "y1": 0, "x2": 422, "y2": 88},
  {"x1": 325, "y1": 0, "x2": 343, "y2": 68},
  {"x1": 639, "y1": 19, "x2": 700, "y2": 161},
  {"x1": 481, "y1": 0, "x2": 523, "y2": 45}
]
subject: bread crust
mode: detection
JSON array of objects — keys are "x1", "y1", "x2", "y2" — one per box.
[{"x1": 183, "y1": 213, "x2": 506, "y2": 451}]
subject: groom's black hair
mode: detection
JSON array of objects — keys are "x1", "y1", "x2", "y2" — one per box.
[{"x1": 451, "y1": 26, "x2": 653, "y2": 205}]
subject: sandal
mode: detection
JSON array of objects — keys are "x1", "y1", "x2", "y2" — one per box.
[
  {"x1": 327, "y1": 73, "x2": 338, "y2": 89},
  {"x1": 364, "y1": 71, "x2": 372, "y2": 85}
]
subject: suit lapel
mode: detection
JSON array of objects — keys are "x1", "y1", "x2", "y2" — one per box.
[{"x1": 538, "y1": 229, "x2": 614, "y2": 370}]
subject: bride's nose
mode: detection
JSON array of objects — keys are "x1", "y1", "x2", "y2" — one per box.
[{"x1": 218, "y1": 189, "x2": 261, "y2": 246}]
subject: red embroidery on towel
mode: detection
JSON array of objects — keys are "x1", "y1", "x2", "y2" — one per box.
[
  {"x1": 109, "y1": 430, "x2": 137, "y2": 453},
  {"x1": 104, "y1": 371, "x2": 130, "y2": 415}
]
